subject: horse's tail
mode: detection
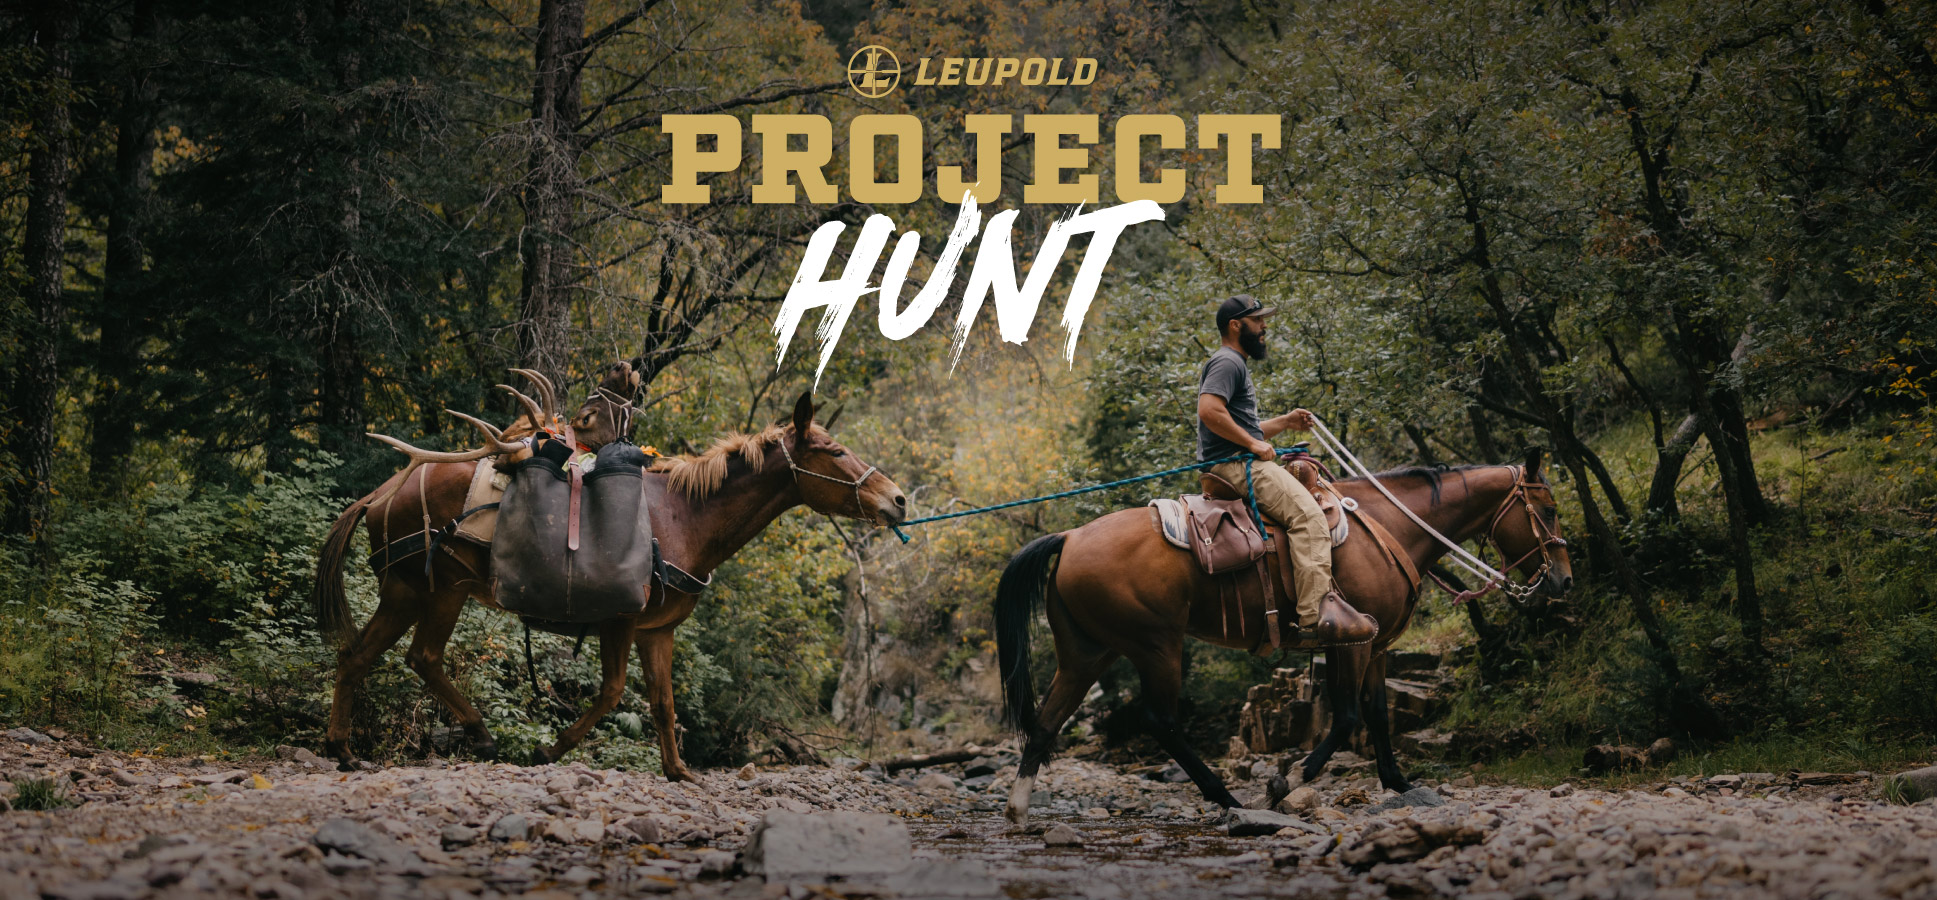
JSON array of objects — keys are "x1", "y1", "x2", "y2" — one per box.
[
  {"x1": 311, "y1": 496, "x2": 371, "y2": 648},
  {"x1": 996, "y1": 532, "x2": 1066, "y2": 733}
]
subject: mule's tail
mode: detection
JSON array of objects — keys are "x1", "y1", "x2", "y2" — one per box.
[
  {"x1": 311, "y1": 497, "x2": 371, "y2": 647},
  {"x1": 996, "y1": 532, "x2": 1066, "y2": 733}
]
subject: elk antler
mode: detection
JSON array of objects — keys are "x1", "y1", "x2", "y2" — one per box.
[
  {"x1": 365, "y1": 410, "x2": 527, "y2": 505},
  {"x1": 509, "y1": 368, "x2": 559, "y2": 421},
  {"x1": 496, "y1": 384, "x2": 549, "y2": 431}
]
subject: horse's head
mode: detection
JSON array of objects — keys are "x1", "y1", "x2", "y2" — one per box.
[
  {"x1": 778, "y1": 392, "x2": 907, "y2": 526},
  {"x1": 1492, "y1": 449, "x2": 1575, "y2": 598},
  {"x1": 568, "y1": 361, "x2": 643, "y2": 450}
]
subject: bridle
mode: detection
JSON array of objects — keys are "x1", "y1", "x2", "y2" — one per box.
[
  {"x1": 777, "y1": 435, "x2": 880, "y2": 526},
  {"x1": 573, "y1": 387, "x2": 635, "y2": 452},
  {"x1": 1455, "y1": 465, "x2": 1569, "y2": 602}
]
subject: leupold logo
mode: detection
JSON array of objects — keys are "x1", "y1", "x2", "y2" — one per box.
[{"x1": 848, "y1": 46, "x2": 900, "y2": 98}]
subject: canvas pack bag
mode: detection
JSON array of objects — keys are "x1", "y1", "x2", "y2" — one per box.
[{"x1": 490, "y1": 441, "x2": 655, "y2": 623}]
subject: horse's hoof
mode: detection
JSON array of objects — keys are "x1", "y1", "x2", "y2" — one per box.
[
  {"x1": 528, "y1": 747, "x2": 554, "y2": 766},
  {"x1": 336, "y1": 759, "x2": 358, "y2": 774}
]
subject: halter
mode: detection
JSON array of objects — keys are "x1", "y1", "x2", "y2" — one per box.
[
  {"x1": 777, "y1": 435, "x2": 880, "y2": 525},
  {"x1": 574, "y1": 387, "x2": 635, "y2": 452},
  {"x1": 1440, "y1": 465, "x2": 1570, "y2": 603}
]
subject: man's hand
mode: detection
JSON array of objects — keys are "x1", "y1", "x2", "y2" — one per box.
[
  {"x1": 1287, "y1": 408, "x2": 1317, "y2": 431},
  {"x1": 1251, "y1": 440, "x2": 1277, "y2": 462}
]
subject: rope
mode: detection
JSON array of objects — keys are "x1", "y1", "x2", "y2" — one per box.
[
  {"x1": 889, "y1": 452, "x2": 1263, "y2": 543},
  {"x1": 1306, "y1": 417, "x2": 1506, "y2": 587}
]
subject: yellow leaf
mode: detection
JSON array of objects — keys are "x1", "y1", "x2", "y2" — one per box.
[{"x1": 252, "y1": 774, "x2": 273, "y2": 790}]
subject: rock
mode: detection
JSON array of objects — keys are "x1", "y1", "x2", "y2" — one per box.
[
  {"x1": 1222, "y1": 807, "x2": 1322, "y2": 837},
  {"x1": 696, "y1": 850, "x2": 736, "y2": 876},
  {"x1": 126, "y1": 834, "x2": 191, "y2": 860},
  {"x1": 1375, "y1": 787, "x2": 1448, "y2": 810},
  {"x1": 488, "y1": 813, "x2": 532, "y2": 842},
  {"x1": 1042, "y1": 824, "x2": 1085, "y2": 847},
  {"x1": 1662, "y1": 787, "x2": 1691, "y2": 799},
  {"x1": 1397, "y1": 728, "x2": 1453, "y2": 756},
  {"x1": 1708, "y1": 774, "x2": 1743, "y2": 787},
  {"x1": 6, "y1": 727, "x2": 53, "y2": 745},
  {"x1": 439, "y1": 824, "x2": 478, "y2": 848},
  {"x1": 736, "y1": 763, "x2": 757, "y2": 781},
  {"x1": 1891, "y1": 766, "x2": 1937, "y2": 803},
  {"x1": 312, "y1": 818, "x2": 426, "y2": 872},
  {"x1": 742, "y1": 811, "x2": 912, "y2": 881},
  {"x1": 189, "y1": 770, "x2": 249, "y2": 786},
  {"x1": 962, "y1": 774, "x2": 995, "y2": 789},
  {"x1": 1339, "y1": 821, "x2": 1488, "y2": 869},
  {"x1": 915, "y1": 772, "x2": 960, "y2": 791},
  {"x1": 1282, "y1": 786, "x2": 1319, "y2": 812},
  {"x1": 881, "y1": 860, "x2": 1001, "y2": 897},
  {"x1": 1584, "y1": 744, "x2": 1649, "y2": 773},
  {"x1": 618, "y1": 816, "x2": 662, "y2": 843},
  {"x1": 107, "y1": 769, "x2": 155, "y2": 788},
  {"x1": 320, "y1": 853, "x2": 372, "y2": 877},
  {"x1": 963, "y1": 757, "x2": 998, "y2": 778},
  {"x1": 543, "y1": 818, "x2": 604, "y2": 844},
  {"x1": 1646, "y1": 737, "x2": 1678, "y2": 765},
  {"x1": 559, "y1": 865, "x2": 600, "y2": 886},
  {"x1": 1157, "y1": 762, "x2": 1190, "y2": 784},
  {"x1": 1549, "y1": 782, "x2": 1576, "y2": 798},
  {"x1": 1081, "y1": 807, "x2": 1111, "y2": 818}
]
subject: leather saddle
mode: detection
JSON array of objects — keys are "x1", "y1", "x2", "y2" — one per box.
[{"x1": 1148, "y1": 456, "x2": 1401, "y2": 651}]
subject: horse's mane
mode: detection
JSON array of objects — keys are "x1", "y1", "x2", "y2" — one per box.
[
  {"x1": 647, "y1": 423, "x2": 827, "y2": 499},
  {"x1": 1337, "y1": 463, "x2": 1492, "y2": 504}
]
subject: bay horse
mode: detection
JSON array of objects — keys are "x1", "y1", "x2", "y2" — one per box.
[
  {"x1": 311, "y1": 385, "x2": 905, "y2": 778},
  {"x1": 994, "y1": 450, "x2": 1572, "y2": 822}
]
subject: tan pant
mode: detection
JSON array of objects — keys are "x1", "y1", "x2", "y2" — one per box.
[{"x1": 1207, "y1": 460, "x2": 1331, "y2": 628}]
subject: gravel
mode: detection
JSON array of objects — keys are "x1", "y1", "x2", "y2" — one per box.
[{"x1": 5, "y1": 732, "x2": 1936, "y2": 899}]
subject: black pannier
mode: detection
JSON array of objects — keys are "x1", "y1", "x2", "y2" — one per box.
[{"x1": 491, "y1": 441, "x2": 655, "y2": 623}]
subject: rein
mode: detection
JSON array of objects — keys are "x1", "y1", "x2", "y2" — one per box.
[{"x1": 1307, "y1": 417, "x2": 1564, "y2": 604}]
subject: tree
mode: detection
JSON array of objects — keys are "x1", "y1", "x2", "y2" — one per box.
[{"x1": 3, "y1": 1, "x2": 77, "y2": 544}]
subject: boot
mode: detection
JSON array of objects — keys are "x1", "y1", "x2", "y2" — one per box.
[{"x1": 1282, "y1": 590, "x2": 1380, "y2": 649}]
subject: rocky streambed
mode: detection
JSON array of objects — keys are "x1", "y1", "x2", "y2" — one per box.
[{"x1": 3, "y1": 729, "x2": 1935, "y2": 900}]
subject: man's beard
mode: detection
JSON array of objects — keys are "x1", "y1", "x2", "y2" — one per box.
[{"x1": 1240, "y1": 327, "x2": 1269, "y2": 360}]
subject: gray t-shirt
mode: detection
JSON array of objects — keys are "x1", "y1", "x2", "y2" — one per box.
[{"x1": 1198, "y1": 347, "x2": 1262, "y2": 461}]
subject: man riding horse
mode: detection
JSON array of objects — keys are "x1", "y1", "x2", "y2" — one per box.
[{"x1": 1198, "y1": 294, "x2": 1376, "y2": 648}]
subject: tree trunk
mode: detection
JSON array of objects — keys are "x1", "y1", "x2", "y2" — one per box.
[
  {"x1": 89, "y1": 0, "x2": 159, "y2": 480},
  {"x1": 1467, "y1": 405, "x2": 1501, "y2": 462},
  {"x1": 519, "y1": 0, "x2": 588, "y2": 391},
  {"x1": 1645, "y1": 412, "x2": 1703, "y2": 520},
  {"x1": 4, "y1": 4, "x2": 77, "y2": 544},
  {"x1": 317, "y1": 0, "x2": 367, "y2": 460},
  {"x1": 1402, "y1": 424, "x2": 1439, "y2": 466}
]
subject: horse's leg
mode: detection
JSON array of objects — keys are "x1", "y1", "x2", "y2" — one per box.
[
  {"x1": 532, "y1": 619, "x2": 635, "y2": 765},
  {"x1": 402, "y1": 586, "x2": 496, "y2": 762},
  {"x1": 1299, "y1": 643, "x2": 1370, "y2": 782},
  {"x1": 1359, "y1": 651, "x2": 1412, "y2": 792},
  {"x1": 323, "y1": 586, "x2": 420, "y2": 771},
  {"x1": 1128, "y1": 644, "x2": 1241, "y2": 809},
  {"x1": 634, "y1": 625, "x2": 696, "y2": 783},
  {"x1": 1005, "y1": 646, "x2": 1118, "y2": 824}
]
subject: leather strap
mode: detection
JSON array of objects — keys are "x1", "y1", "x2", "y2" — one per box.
[
  {"x1": 567, "y1": 464, "x2": 583, "y2": 552},
  {"x1": 1353, "y1": 506, "x2": 1421, "y2": 599}
]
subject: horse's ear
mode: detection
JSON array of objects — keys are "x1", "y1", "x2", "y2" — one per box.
[
  {"x1": 792, "y1": 391, "x2": 815, "y2": 441},
  {"x1": 1525, "y1": 447, "x2": 1544, "y2": 480}
]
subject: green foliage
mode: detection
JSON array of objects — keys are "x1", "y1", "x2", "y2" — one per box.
[
  {"x1": 8, "y1": 777, "x2": 72, "y2": 811},
  {"x1": 0, "y1": 549, "x2": 158, "y2": 729}
]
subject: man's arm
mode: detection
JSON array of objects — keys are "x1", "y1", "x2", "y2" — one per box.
[
  {"x1": 1199, "y1": 393, "x2": 1276, "y2": 460},
  {"x1": 1258, "y1": 407, "x2": 1317, "y2": 439}
]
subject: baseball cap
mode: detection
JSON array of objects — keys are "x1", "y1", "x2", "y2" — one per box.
[{"x1": 1215, "y1": 294, "x2": 1276, "y2": 332}]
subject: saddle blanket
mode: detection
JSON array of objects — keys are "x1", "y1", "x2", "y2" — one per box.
[{"x1": 454, "y1": 460, "x2": 511, "y2": 544}]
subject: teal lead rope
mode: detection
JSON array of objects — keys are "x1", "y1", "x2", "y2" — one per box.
[{"x1": 889, "y1": 448, "x2": 1296, "y2": 543}]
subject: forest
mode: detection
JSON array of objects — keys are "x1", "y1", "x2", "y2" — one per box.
[{"x1": 2, "y1": 0, "x2": 1933, "y2": 781}]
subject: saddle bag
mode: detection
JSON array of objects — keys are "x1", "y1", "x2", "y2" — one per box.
[
  {"x1": 1181, "y1": 494, "x2": 1268, "y2": 575},
  {"x1": 491, "y1": 441, "x2": 655, "y2": 623}
]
